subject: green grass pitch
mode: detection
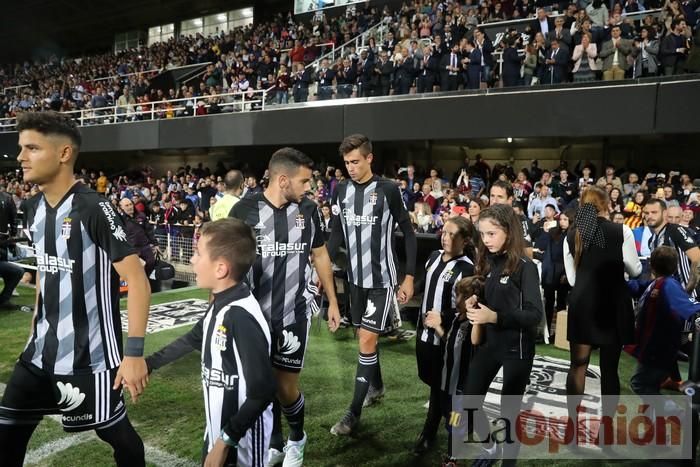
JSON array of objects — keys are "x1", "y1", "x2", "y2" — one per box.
[{"x1": 0, "y1": 285, "x2": 691, "y2": 466}]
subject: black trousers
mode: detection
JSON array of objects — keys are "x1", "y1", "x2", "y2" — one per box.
[
  {"x1": 464, "y1": 351, "x2": 533, "y2": 460},
  {"x1": 542, "y1": 282, "x2": 569, "y2": 334}
]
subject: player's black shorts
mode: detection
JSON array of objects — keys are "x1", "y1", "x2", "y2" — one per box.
[
  {"x1": 0, "y1": 359, "x2": 126, "y2": 432},
  {"x1": 271, "y1": 319, "x2": 311, "y2": 373},
  {"x1": 348, "y1": 284, "x2": 396, "y2": 333}
]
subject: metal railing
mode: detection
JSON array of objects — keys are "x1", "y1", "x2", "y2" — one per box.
[
  {"x1": 2, "y1": 84, "x2": 31, "y2": 96},
  {"x1": 306, "y1": 20, "x2": 387, "y2": 70},
  {"x1": 0, "y1": 88, "x2": 271, "y2": 131},
  {"x1": 90, "y1": 67, "x2": 161, "y2": 83}
]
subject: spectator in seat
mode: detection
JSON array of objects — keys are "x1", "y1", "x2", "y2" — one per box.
[
  {"x1": 440, "y1": 43, "x2": 462, "y2": 91},
  {"x1": 543, "y1": 39, "x2": 569, "y2": 84},
  {"x1": 462, "y1": 39, "x2": 483, "y2": 90},
  {"x1": 275, "y1": 65, "x2": 291, "y2": 105},
  {"x1": 631, "y1": 26, "x2": 660, "y2": 78},
  {"x1": 553, "y1": 168, "x2": 578, "y2": 205},
  {"x1": 547, "y1": 16, "x2": 573, "y2": 54},
  {"x1": 421, "y1": 182, "x2": 439, "y2": 212},
  {"x1": 473, "y1": 29, "x2": 494, "y2": 86},
  {"x1": 374, "y1": 50, "x2": 394, "y2": 96},
  {"x1": 316, "y1": 58, "x2": 336, "y2": 100},
  {"x1": 531, "y1": 8, "x2": 555, "y2": 36},
  {"x1": 536, "y1": 209, "x2": 572, "y2": 340},
  {"x1": 292, "y1": 62, "x2": 312, "y2": 103},
  {"x1": 624, "y1": 190, "x2": 647, "y2": 229},
  {"x1": 572, "y1": 33, "x2": 599, "y2": 82},
  {"x1": 660, "y1": 18, "x2": 690, "y2": 76},
  {"x1": 600, "y1": 25, "x2": 632, "y2": 81},
  {"x1": 393, "y1": 51, "x2": 414, "y2": 95},
  {"x1": 336, "y1": 58, "x2": 357, "y2": 98},
  {"x1": 586, "y1": 0, "x2": 610, "y2": 29},
  {"x1": 596, "y1": 164, "x2": 623, "y2": 190},
  {"x1": 528, "y1": 185, "x2": 560, "y2": 220},
  {"x1": 501, "y1": 36, "x2": 523, "y2": 87},
  {"x1": 417, "y1": 45, "x2": 439, "y2": 93}
]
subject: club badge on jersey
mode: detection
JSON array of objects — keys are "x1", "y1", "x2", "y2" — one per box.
[
  {"x1": 214, "y1": 325, "x2": 227, "y2": 351},
  {"x1": 369, "y1": 192, "x2": 378, "y2": 205},
  {"x1": 61, "y1": 217, "x2": 72, "y2": 240},
  {"x1": 441, "y1": 269, "x2": 455, "y2": 282},
  {"x1": 295, "y1": 214, "x2": 305, "y2": 230}
]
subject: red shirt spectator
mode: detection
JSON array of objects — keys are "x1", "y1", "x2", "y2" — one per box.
[
  {"x1": 290, "y1": 41, "x2": 306, "y2": 64},
  {"x1": 421, "y1": 182, "x2": 438, "y2": 212}
]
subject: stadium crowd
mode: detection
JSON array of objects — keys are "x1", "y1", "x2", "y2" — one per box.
[
  {"x1": 1, "y1": 0, "x2": 699, "y2": 123},
  {"x1": 3, "y1": 111, "x2": 700, "y2": 467},
  {"x1": 3, "y1": 153, "x2": 700, "y2": 323}
]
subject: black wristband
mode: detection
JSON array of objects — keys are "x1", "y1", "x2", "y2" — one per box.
[{"x1": 124, "y1": 337, "x2": 145, "y2": 357}]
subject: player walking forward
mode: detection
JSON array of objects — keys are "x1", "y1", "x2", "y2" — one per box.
[
  {"x1": 230, "y1": 148, "x2": 341, "y2": 466},
  {"x1": 0, "y1": 112, "x2": 151, "y2": 466},
  {"x1": 328, "y1": 134, "x2": 417, "y2": 435}
]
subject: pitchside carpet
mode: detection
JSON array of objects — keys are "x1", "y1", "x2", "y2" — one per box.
[{"x1": 0, "y1": 285, "x2": 686, "y2": 467}]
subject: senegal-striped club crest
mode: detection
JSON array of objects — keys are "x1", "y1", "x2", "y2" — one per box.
[
  {"x1": 295, "y1": 214, "x2": 305, "y2": 229},
  {"x1": 441, "y1": 269, "x2": 455, "y2": 282},
  {"x1": 369, "y1": 192, "x2": 378, "y2": 205}
]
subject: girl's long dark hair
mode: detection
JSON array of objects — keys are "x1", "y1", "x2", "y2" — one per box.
[
  {"x1": 475, "y1": 204, "x2": 526, "y2": 276},
  {"x1": 445, "y1": 215, "x2": 477, "y2": 262}
]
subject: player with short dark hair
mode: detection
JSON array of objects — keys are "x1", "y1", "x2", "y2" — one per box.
[
  {"x1": 230, "y1": 147, "x2": 341, "y2": 467},
  {"x1": 328, "y1": 134, "x2": 417, "y2": 436},
  {"x1": 0, "y1": 111, "x2": 151, "y2": 467}
]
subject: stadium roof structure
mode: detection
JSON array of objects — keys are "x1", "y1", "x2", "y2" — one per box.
[{"x1": 0, "y1": 0, "x2": 281, "y2": 62}]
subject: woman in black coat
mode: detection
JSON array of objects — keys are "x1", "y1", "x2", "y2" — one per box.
[{"x1": 564, "y1": 186, "x2": 642, "y2": 429}]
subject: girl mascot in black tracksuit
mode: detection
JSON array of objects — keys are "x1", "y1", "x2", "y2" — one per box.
[{"x1": 464, "y1": 204, "x2": 544, "y2": 467}]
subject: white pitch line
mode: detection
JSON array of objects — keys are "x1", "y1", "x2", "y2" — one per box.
[{"x1": 0, "y1": 383, "x2": 198, "y2": 467}]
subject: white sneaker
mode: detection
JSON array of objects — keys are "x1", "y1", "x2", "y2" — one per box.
[
  {"x1": 265, "y1": 447, "x2": 285, "y2": 467},
  {"x1": 282, "y1": 432, "x2": 307, "y2": 467}
]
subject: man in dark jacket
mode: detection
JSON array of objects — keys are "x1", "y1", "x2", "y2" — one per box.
[
  {"x1": 0, "y1": 188, "x2": 22, "y2": 309},
  {"x1": 660, "y1": 18, "x2": 690, "y2": 75},
  {"x1": 292, "y1": 63, "x2": 312, "y2": 103},
  {"x1": 119, "y1": 197, "x2": 157, "y2": 276},
  {"x1": 417, "y1": 46, "x2": 439, "y2": 93},
  {"x1": 335, "y1": 58, "x2": 357, "y2": 98}
]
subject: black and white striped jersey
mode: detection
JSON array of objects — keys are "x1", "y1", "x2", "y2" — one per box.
[
  {"x1": 650, "y1": 223, "x2": 698, "y2": 299},
  {"x1": 21, "y1": 183, "x2": 136, "y2": 375},
  {"x1": 417, "y1": 250, "x2": 474, "y2": 346},
  {"x1": 201, "y1": 283, "x2": 274, "y2": 462},
  {"x1": 230, "y1": 194, "x2": 324, "y2": 331},
  {"x1": 441, "y1": 316, "x2": 472, "y2": 395},
  {"x1": 145, "y1": 282, "x2": 276, "y2": 465},
  {"x1": 329, "y1": 175, "x2": 417, "y2": 289}
]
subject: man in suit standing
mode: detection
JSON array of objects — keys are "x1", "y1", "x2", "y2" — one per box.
[
  {"x1": 531, "y1": 8, "x2": 554, "y2": 37},
  {"x1": 463, "y1": 40, "x2": 482, "y2": 90},
  {"x1": 417, "y1": 46, "x2": 438, "y2": 93},
  {"x1": 335, "y1": 58, "x2": 357, "y2": 98},
  {"x1": 599, "y1": 25, "x2": 632, "y2": 81},
  {"x1": 393, "y1": 51, "x2": 414, "y2": 95},
  {"x1": 292, "y1": 62, "x2": 312, "y2": 102},
  {"x1": 356, "y1": 49, "x2": 374, "y2": 97},
  {"x1": 440, "y1": 43, "x2": 462, "y2": 91},
  {"x1": 547, "y1": 16, "x2": 573, "y2": 54},
  {"x1": 474, "y1": 28, "x2": 494, "y2": 87},
  {"x1": 316, "y1": 58, "x2": 336, "y2": 100},
  {"x1": 544, "y1": 39, "x2": 569, "y2": 84},
  {"x1": 374, "y1": 50, "x2": 394, "y2": 96}
]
